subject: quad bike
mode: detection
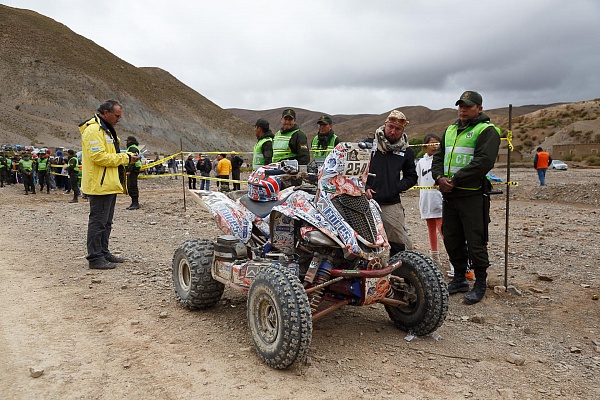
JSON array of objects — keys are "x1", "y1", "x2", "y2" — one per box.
[{"x1": 172, "y1": 142, "x2": 448, "y2": 369}]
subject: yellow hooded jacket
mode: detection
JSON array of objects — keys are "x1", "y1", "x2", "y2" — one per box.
[{"x1": 79, "y1": 115, "x2": 130, "y2": 195}]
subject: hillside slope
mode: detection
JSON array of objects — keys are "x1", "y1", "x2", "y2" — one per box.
[{"x1": 0, "y1": 5, "x2": 254, "y2": 154}]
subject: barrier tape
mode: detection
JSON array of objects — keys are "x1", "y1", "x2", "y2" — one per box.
[{"x1": 410, "y1": 181, "x2": 519, "y2": 190}]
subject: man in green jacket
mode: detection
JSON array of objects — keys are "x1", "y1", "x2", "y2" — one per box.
[
  {"x1": 272, "y1": 109, "x2": 310, "y2": 165},
  {"x1": 125, "y1": 135, "x2": 142, "y2": 210},
  {"x1": 311, "y1": 114, "x2": 341, "y2": 162},
  {"x1": 67, "y1": 149, "x2": 80, "y2": 203},
  {"x1": 80, "y1": 100, "x2": 140, "y2": 270},
  {"x1": 431, "y1": 91, "x2": 501, "y2": 305},
  {"x1": 252, "y1": 118, "x2": 274, "y2": 170}
]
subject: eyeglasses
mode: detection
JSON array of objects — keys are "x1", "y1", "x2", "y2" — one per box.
[{"x1": 112, "y1": 113, "x2": 122, "y2": 120}]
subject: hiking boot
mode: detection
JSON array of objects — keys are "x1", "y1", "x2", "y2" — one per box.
[
  {"x1": 69, "y1": 199, "x2": 78, "y2": 203},
  {"x1": 105, "y1": 254, "x2": 126, "y2": 263},
  {"x1": 126, "y1": 204, "x2": 140, "y2": 210},
  {"x1": 89, "y1": 259, "x2": 117, "y2": 270},
  {"x1": 464, "y1": 282, "x2": 487, "y2": 305},
  {"x1": 447, "y1": 277, "x2": 470, "y2": 294}
]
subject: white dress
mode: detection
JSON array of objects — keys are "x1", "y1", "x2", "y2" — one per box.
[{"x1": 416, "y1": 153, "x2": 443, "y2": 219}]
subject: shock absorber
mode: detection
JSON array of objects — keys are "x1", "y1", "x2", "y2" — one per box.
[{"x1": 309, "y1": 259, "x2": 333, "y2": 313}]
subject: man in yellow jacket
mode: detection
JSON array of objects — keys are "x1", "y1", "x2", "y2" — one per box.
[
  {"x1": 79, "y1": 100, "x2": 140, "y2": 270},
  {"x1": 216, "y1": 153, "x2": 232, "y2": 192}
]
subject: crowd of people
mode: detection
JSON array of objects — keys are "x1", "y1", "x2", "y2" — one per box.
[
  {"x1": 0, "y1": 148, "x2": 82, "y2": 201},
  {"x1": 4, "y1": 92, "x2": 502, "y2": 305}
]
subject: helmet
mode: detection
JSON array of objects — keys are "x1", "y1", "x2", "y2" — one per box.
[{"x1": 248, "y1": 168, "x2": 282, "y2": 202}]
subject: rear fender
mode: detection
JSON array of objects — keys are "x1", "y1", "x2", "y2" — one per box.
[{"x1": 197, "y1": 191, "x2": 252, "y2": 243}]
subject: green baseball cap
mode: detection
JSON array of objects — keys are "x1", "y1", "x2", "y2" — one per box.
[
  {"x1": 281, "y1": 108, "x2": 296, "y2": 119},
  {"x1": 455, "y1": 91, "x2": 483, "y2": 106},
  {"x1": 317, "y1": 115, "x2": 332, "y2": 125}
]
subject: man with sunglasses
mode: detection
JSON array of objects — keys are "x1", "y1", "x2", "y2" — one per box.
[
  {"x1": 80, "y1": 100, "x2": 140, "y2": 270},
  {"x1": 366, "y1": 110, "x2": 418, "y2": 258},
  {"x1": 431, "y1": 91, "x2": 501, "y2": 305}
]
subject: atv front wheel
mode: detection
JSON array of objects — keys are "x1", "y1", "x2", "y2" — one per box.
[
  {"x1": 247, "y1": 264, "x2": 312, "y2": 369},
  {"x1": 172, "y1": 239, "x2": 224, "y2": 309},
  {"x1": 384, "y1": 251, "x2": 448, "y2": 336}
]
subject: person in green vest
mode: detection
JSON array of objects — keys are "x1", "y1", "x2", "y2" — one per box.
[
  {"x1": 67, "y1": 149, "x2": 80, "y2": 203},
  {"x1": 431, "y1": 91, "x2": 501, "y2": 305},
  {"x1": 125, "y1": 136, "x2": 142, "y2": 210},
  {"x1": 0, "y1": 152, "x2": 8, "y2": 188},
  {"x1": 37, "y1": 151, "x2": 51, "y2": 193},
  {"x1": 311, "y1": 114, "x2": 341, "y2": 163},
  {"x1": 252, "y1": 118, "x2": 274, "y2": 170},
  {"x1": 18, "y1": 152, "x2": 36, "y2": 194},
  {"x1": 272, "y1": 109, "x2": 310, "y2": 165}
]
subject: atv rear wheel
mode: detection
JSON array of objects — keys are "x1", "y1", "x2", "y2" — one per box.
[
  {"x1": 172, "y1": 239, "x2": 224, "y2": 309},
  {"x1": 384, "y1": 251, "x2": 448, "y2": 336},
  {"x1": 247, "y1": 264, "x2": 312, "y2": 369}
]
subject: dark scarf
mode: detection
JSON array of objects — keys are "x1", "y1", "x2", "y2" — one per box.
[{"x1": 316, "y1": 130, "x2": 335, "y2": 150}]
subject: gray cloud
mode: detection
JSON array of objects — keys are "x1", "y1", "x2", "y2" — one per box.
[{"x1": 4, "y1": 0, "x2": 600, "y2": 113}]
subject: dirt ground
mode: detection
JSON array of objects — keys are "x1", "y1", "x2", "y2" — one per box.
[{"x1": 1, "y1": 167, "x2": 599, "y2": 400}]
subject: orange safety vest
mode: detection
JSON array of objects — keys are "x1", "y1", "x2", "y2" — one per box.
[{"x1": 535, "y1": 151, "x2": 550, "y2": 169}]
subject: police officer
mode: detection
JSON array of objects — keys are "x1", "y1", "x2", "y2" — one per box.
[
  {"x1": 272, "y1": 109, "x2": 310, "y2": 164},
  {"x1": 37, "y1": 151, "x2": 51, "y2": 193},
  {"x1": 18, "y1": 153, "x2": 36, "y2": 194},
  {"x1": 67, "y1": 149, "x2": 80, "y2": 203},
  {"x1": 125, "y1": 136, "x2": 142, "y2": 210},
  {"x1": 311, "y1": 114, "x2": 341, "y2": 162},
  {"x1": 252, "y1": 118, "x2": 274, "y2": 170},
  {"x1": 0, "y1": 152, "x2": 7, "y2": 187},
  {"x1": 431, "y1": 91, "x2": 501, "y2": 305}
]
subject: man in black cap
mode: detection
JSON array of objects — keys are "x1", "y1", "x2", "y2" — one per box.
[
  {"x1": 252, "y1": 118, "x2": 274, "y2": 170},
  {"x1": 311, "y1": 114, "x2": 341, "y2": 162},
  {"x1": 125, "y1": 135, "x2": 142, "y2": 210},
  {"x1": 431, "y1": 91, "x2": 501, "y2": 305},
  {"x1": 66, "y1": 149, "x2": 80, "y2": 203},
  {"x1": 272, "y1": 109, "x2": 310, "y2": 164}
]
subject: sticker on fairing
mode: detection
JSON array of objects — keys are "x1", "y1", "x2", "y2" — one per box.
[
  {"x1": 89, "y1": 140, "x2": 99, "y2": 144},
  {"x1": 91, "y1": 147, "x2": 101, "y2": 151},
  {"x1": 106, "y1": 139, "x2": 114, "y2": 143}
]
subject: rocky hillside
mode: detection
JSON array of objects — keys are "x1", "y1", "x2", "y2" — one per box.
[{"x1": 0, "y1": 5, "x2": 255, "y2": 155}]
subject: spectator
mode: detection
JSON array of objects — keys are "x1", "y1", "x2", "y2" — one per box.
[
  {"x1": 252, "y1": 118, "x2": 274, "y2": 170},
  {"x1": 197, "y1": 154, "x2": 212, "y2": 191},
  {"x1": 80, "y1": 99, "x2": 140, "y2": 270},
  {"x1": 184, "y1": 153, "x2": 197, "y2": 189},
  {"x1": 230, "y1": 153, "x2": 243, "y2": 190},
  {"x1": 216, "y1": 153, "x2": 232, "y2": 192},
  {"x1": 311, "y1": 114, "x2": 341, "y2": 162},
  {"x1": 272, "y1": 108, "x2": 310, "y2": 164},
  {"x1": 534, "y1": 147, "x2": 552, "y2": 186}
]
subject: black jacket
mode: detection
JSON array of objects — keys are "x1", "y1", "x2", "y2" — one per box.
[
  {"x1": 184, "y1": 158, "x2": 196, "y2": 174},
  {"x1": 366, "y1": 147, "x2": 417, "y2": 205}
]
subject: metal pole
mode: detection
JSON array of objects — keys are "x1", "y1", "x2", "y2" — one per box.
[
  {"x1": 181, "y1": 138, "x2": 186, "y2": 212},
  {"x1": 504, "y1": 105, "x2": 512, "y2": 289}
]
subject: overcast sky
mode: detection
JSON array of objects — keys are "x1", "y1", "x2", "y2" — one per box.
[{"x1": 4, "y1": 0, "x2": 600, "y2": 115}]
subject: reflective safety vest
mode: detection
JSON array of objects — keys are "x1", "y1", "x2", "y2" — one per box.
[
  {"x1": 0, "y1": 156, "x2": 6, "y2": 169},
  {"x1": 19, "y1": 158, "x2": 34, "y2": 172},
  {"x1": 37, "y1": 157, "x2": 49, "y2": 171},
  {"x1": 272, "y1": 129, "x2": 298, "y2": 163},
  {"x1": 68, "y1": 156, "x2": 79, "y2": 175},
  {"x1": 311, "y1": 134, "x2": 338, "y2": 161},
  {"x1": 253, "y1": 136, "x2": 273, "y2": 170},
  {"x1": 443, "y1": 122, "x2": 501, "y2": 187},
  {"x1": 127, "y1": 144, "x2": 142, "y2": 168}
]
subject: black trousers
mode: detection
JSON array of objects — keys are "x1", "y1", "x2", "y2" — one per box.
[
  {"x1": 38, "y1": 171, "x2": 50, "y2": 192},
  {"x1": 69, "y1": 173, "x2": 80, "y2": 196},
  {"x1": 127, "y1": 169, "x2": 140, "y2": 198},
  {"x1": 23, "y1": 172, "x2": 34, "y2": 192},
  {"x1": 442, "y1": 194, "x2": 490, "y2": 273},
  {"x1": 188, "y1": 176, "x2": 197, "y2": 189},
  {"x1": 86, "y1": 194, "x2": 117, "y2": 262},
  {"x1": 232, "y1": 169, "x2": 241, "y2": 190}
]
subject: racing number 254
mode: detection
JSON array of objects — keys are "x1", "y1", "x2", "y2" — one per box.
[{"x1": 344, "y1": 161, "x2": 368, "y2": 176}]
